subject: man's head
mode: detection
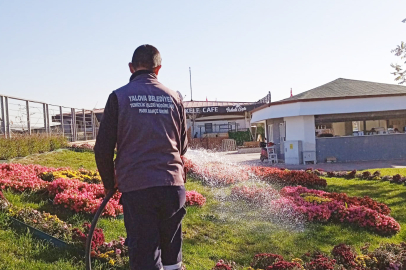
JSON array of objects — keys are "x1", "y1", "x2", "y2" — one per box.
[{"x1": 129, "y1": 44, "x2": 162, "y2": 75}]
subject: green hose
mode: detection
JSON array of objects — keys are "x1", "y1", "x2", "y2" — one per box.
[{"x1": 85, "y1": 189, "x2": 117, "y2": 270}]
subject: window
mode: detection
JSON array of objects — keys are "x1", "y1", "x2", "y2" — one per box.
[{"x1": 204, "y1": 123, "x2": 213, "y2": 133}]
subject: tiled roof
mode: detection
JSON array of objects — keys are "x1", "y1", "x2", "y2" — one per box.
[{"x1": 283, "y1": 78, "x2": 406, "y2": 102}]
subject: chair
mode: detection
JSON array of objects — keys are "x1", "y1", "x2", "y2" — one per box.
[{"x1": 266, "y1": 146, "x2": 278, "y2": 164}]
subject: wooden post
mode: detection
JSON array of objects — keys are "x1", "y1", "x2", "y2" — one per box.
[
  {"x1": 60, "y1": 106, "x2": 64, "y2": 136},
  {"x1": 5, "y1": 97, "x2": 10, "y2": 138},
  {"x1": 26, "y1": 100, "x2": 31, "y2": 135}
]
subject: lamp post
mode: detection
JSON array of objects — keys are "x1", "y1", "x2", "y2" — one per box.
[{"x1": 189, "y1": 67, "x2": 193, "y2": 101}]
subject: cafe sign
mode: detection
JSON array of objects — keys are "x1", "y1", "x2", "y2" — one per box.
[
  {"x1": 226, "y1": 104, "x2": 247, "y2": 113},
  {"x1": 185, "y1": 103, "x2": 258, "y2": 115}
]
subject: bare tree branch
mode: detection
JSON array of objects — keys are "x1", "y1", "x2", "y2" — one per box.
[{"x1": 391, "y1": 41, "x2": 406, "y2": 84}]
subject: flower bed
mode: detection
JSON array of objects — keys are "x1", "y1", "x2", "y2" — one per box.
[
  {"x1": 69, "y1": 143, "x2": 95, "y2": 152},
  {"x1": 280, "y1": 186, "x2": 400, "y2": 235},
  {"x1": 185, "y1": 190, "x2": 206, "y2": 206},
  {"x1": 48, "y1": 178, "x2": 123, "y2": 217},
  {"x1": 0, "y1": 163, "x2": 62, "y2": 192},
  {"x1": 213, "y1": 242, "x2": 406, "y2": 269},
  {"x1": 250, "y1": 167, "x2": 327, "y2": 188},
  {"x1": 72, "y1": 222, "x2": 128, "y2": 266},
  {"x1": 0, "y1": 163, "x2": 206, "y2": 217},
  {"x1": 1, "y1": 193, "x2": 128, "y2": 266},
  {"x1": 183, "y1": 157, "x2": 327, "y2": 188},
  {"x1": 312, "y1": 168, "x2": 406, "y2": 185},
  {"x1": 40, "y1": 169, "x2": 102, "y2": 184},
  {"x1": 232, "y1": 185, "x2": 400, "y2": 235}
]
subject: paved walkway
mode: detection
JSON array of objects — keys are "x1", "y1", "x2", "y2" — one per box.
[{"x1": 218, "y1": 151, "x2": 406, "y2": 171}]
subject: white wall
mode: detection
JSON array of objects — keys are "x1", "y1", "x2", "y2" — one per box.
[
  {"x1": 284, "y1": 115, "x2": 316, "y2": 151},
  {"x1": 251, "y1": 95, "x2": 406, "y2": 123}
]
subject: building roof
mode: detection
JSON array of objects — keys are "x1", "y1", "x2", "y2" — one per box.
[
  {"x1": 183, "y1": 100, "x2": 255, "y2": 108},
  {"x1": 283, "y1": 78, "x2": 406, "y2": 102},
  {"x1": 251, "y1": 78, "x2": 406, "y2": 114}
]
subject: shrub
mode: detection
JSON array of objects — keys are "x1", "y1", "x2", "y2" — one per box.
[
  {"x1": 304, "y1": 254, "x2": 336, "y2": 270},
  {"x1": 373, "y1": 171, "x2": 381, "y2": 177},
  {"x1": 228, "y1": 130, "x2": 252, "y2": 146},
  {"x1": 212, "y1": 260, "x2": 236, "y2": 270},
  {"x1": 382, "y1": 175, "x2": 391, "y2": 181},
  {"x1": 0, "y1": 134, "x2": 68, "y2": 160},
  {"x1": 185, "y1": 190, "x2": 206, "y2": 207},
  {"x1": 392, "y1": 174, "x2": 402, "y2": 183},
  {"x1": 331, "y1": 243, "x2": 357, "y2": 268},
  {"x1": 267, "y1": 261, "x2": 302, "y2": 269},
  {"x1": 251, "y1": 253, "x2": 284, "y2": 268},
  {"x1": 69, "y1": 143, "x2": 94, "y2": 152},
  {"x1": 327, "y1": 171, "x2": 335, "y2": 177},
  {"x1": 361, "y1": 171, "x2": 372, "y2": 180},
  {"x1": 347, "y1": 170, "x2": 357, "y2": 179}
]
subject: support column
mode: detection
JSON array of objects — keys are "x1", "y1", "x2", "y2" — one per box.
[
  {"x1": 83, "y1": 109, "x2": 87, "y2": 141},
  {"x1": 71, "y1": 108, "x2": 76, "y2": 142},
  {"x1": 26, "y1": 101, "x2": 31, "y2": 135},
  {"x1": 91, "y1": 111, "x2": 95, "y2": 140},
  {"x1": 60, "y1": 106, "x2": 64, "y2": 136},
  {"x1": 0, "y1": 96, "x2": 6, "y2": 138},
  {"x1": 46, "y1": 104, "x2": 50, "y2": 134},
  {"x1": 5, "y1": 97, "x2": 10, "y2": 138},
  {"x1": 43, "y1": 103, "x2": 47, "y2": 135}
]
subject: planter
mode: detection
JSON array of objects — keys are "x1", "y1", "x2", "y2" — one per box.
[{"x1": 10, "y1": 217, "x2": 70, "y2": 248}]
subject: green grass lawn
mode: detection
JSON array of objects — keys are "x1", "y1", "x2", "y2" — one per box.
[
  {"x1": 2, "y1": 150, "x2": 406, "y2": 269},
  {"x1": 363, "y1": 168, "x2": 406, "y2": 176},
  {"x1": 12, "y1": 149, "x2": 98, "y2": 170}
]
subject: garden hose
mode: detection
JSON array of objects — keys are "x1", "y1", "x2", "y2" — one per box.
[{"x1": 85, "y1": 189, "x2": 117, "y2": 270}]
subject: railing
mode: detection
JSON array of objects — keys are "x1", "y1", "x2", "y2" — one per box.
[
  {"x1": 0, "y1": 94, "x2": 98, "y2": 142},
  {"x1": 197, "y1": 122, "x2": 239, "y2": 135}
]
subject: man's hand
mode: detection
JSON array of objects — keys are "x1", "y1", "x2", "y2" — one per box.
[
  {"x1": 104, "y1": 176, "x2": 118, "y2": 196},
  {"x1": 104, "y1": 188, "x2": 113, "y2": 197}
]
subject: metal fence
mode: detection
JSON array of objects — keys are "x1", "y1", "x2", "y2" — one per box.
[
  {"x1": 0, "y1": 95, "x2": 99, "y2": 142},
  {"x1": 257, "y1": 91, "x2": 271, "y2": 104}
]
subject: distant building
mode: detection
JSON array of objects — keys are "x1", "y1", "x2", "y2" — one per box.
[
  {"x1": 185, "y1": 97, "x2": 269, "y2": 138},
  {"x1": 251, "y1": 78, "x2": 406, "y2": 164},
  {"x1": 88, "y1": 93, "x2": 271, "y2": 140}
]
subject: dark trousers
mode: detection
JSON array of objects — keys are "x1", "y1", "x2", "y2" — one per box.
[{"x1": 121, "y1": 186, "x2": 186, "y2": 270}]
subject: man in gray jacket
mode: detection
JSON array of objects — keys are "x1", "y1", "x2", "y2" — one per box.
[{"x1": 95, "y1": 44, "x2": 188, "y2": 270}]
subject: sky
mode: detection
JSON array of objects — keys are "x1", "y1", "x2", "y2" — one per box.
[{"x1": 0, "y1": 0, "x2": 405, "y2": 109}]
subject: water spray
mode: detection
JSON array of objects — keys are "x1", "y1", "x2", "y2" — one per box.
[{"x1": 85, "y1": 189, "x2": 117, "y2": 270}]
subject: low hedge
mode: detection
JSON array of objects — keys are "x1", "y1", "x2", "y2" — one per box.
[
  {"x1": 228, "y1": 130, "x2": 252, "y2": 146},
  {"x1": 0, "y1": 134, "x2": 68, "y2": 160}
]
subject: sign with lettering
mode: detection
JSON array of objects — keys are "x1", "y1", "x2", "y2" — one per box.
[
  {"x1": 225, "y1": 104, "x2": 247, "y2": 113},
  {"x1": 185, "y1": 103, "x2": 262, "y2": 116}
]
